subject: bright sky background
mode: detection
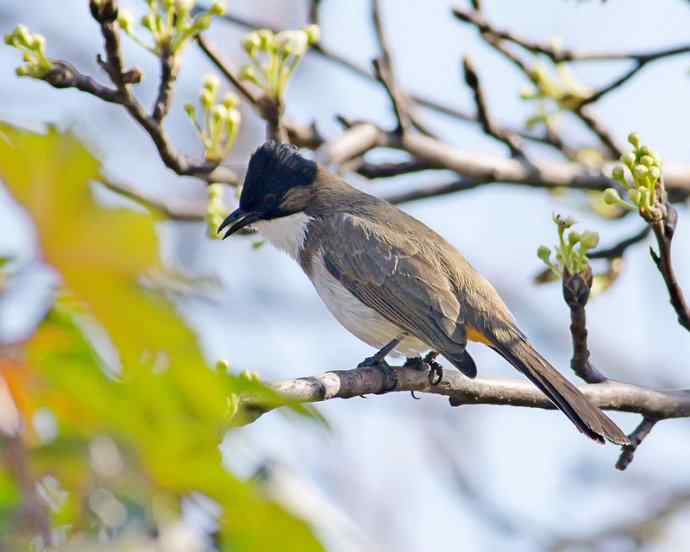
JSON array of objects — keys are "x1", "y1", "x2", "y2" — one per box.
[{"x1": 2, "y1": 1, "x2": 690, "y2": 550}]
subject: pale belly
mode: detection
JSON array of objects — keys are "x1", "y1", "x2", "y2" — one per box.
[
  {"x1": 310, "y1": 254, "x2": 429, "y2": 357},
  {"x1": 254, "y1": 213, "x2": 430, "y2": 357}
]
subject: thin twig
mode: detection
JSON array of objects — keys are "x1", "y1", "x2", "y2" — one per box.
[
  {"x1": 462, "y1": 55, "x2": 524, "y2": 157},
  {"x1": 616, "y1": 416, "x2": 658, "y2": 471},
  {"x1": 650, "y1": 207, "x2": 690, "y2": 332},
  {"x1": 453, "y1": 7, "x2": 690, "y2": 64},
  {"x1": 589, "y1": 225, "x2": 651, "y2": 260}
]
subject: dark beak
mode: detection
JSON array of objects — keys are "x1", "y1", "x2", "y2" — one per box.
[{"x1": 218, "y1": 208, "x2": 260, "y2": 239}]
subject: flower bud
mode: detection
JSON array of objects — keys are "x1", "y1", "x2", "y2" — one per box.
[
  {"x1": 15, "y1": 25, "x2": 31, "y2": 47},
  {"x1": 211, "y1": 104, "x2": 228, "y2": 123},
  {"x1": 650, "y1": 167, "x2": 661, "y2": 181},
  {"x1": 29, "y1": 34, "x2": 46, "y2": 52},
  {"x1": 275, "y1": 30, "x2": 308, "y2": 56},
  {"x1": 195, "y1": 14, "x2": 212, "y2": 30},
  {"x1": 202, "y1": 73, "x2": 220, "y2": 93},
  {"x1": 603, "y1": 188, "x2": 622, "y2": 205},
  {"x1": 611, "y1": 166, "x2": 625, "y2": 181},
  {"x1": 15, "y1": 65, "x2": 30, "y2": 77},
  {"x1": 200, "y1": 90, "x2": 214, "y2": 109},
  {"x1": 634, "y1": 165, "x2": 648, "y2": 178},
  {"x1": 640, "y1": 155, "x2": 654, "y2": 167},
  {"x1": 118, "y1": 10, "x2": 134, "y2": 33},
  {"x1": 257, "y1": 29, "x2": 274, "y2": 51},
  {"x1": 622, "y1": 152, "x2": 635, "y2": 168},
  {"x1": 537, "y1": 245, "x2": 551, "y2": 263},
  {"x1": 239, "y1": 64, "x2": 258, "y2": 83},
  {"x1": 580, "y1": 231, "x2": 599, "y2": 250},
  {"x1": 209, "y1": 1, "x2": 225, "y2": 15},
  {"x1": 226, "y1": 109, "x2": 241, "y2": 129},
  {"x1": 304, "y1": 24, "x2": 320, "y2": 44},
  {"x1": 175, "y1": 0, "x2": 196, "y2": 14},
  {"x1": 627, "y1": 132, "x2": 640, "y2": 148},
  {"x1": 568, "y1": 231, "x2": 581, "y2": 246},
  {"x1": 222, "y1": 92, "x2": 239, "y2": 110},
  {"x1": 141, "y1": 14, "x2": 155, "y2": 31},
  {"x1": 242, "y1": 32, "x2": 261, "y2": 56},
  {"x1": 184, "y1": 102, "x2": 196, "y2": 118}
]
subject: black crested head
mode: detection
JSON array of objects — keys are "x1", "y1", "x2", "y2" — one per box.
[{"x1": 239, "y1": 141, "x2": 318, "y2": 218}]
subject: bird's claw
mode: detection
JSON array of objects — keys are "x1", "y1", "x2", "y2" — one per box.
[
  {"x1": 424, "y1": 352, "x2": 443, "y2": 385},
  {"x1": 357, "y1": 356, "x2": 397, "y2": 393}
]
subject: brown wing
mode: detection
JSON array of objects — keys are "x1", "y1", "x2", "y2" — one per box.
[{"x1": 318, "y1": 213, "x2": 468, "y2": 358}]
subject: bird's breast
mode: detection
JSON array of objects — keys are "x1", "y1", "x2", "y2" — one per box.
[{"x1": 308, "y1": 251, "x2": 428, "y2": 357}]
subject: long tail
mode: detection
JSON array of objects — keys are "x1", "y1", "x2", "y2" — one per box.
[{"x1": 489, "y1": 331, "x2": 629, "y2": 445}]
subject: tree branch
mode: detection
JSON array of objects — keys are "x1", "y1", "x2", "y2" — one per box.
[{"x1": 237, "y1": 363, "x2": 690, "y2": 424}]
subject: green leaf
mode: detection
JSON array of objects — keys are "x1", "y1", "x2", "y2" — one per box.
[{"x1": 0, "y1": 123, "x2": 324, "y2": 550}]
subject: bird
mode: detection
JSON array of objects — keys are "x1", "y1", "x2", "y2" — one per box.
[{"x1": 219, "y1": 141, "x2": 629, "y2": 445}]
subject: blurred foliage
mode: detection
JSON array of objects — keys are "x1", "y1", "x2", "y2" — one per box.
[{"x1": 0, "y1": 123, "x2": 324, "y2": 551}]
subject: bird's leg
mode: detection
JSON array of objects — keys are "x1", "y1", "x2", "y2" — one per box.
[
  {"x1": 357, "y1": 338, "x2": 401, "y2": 393},
  {"x1": 403, "y1": 356, "x2": 425, "y2": 399},
  {"x1": 357, "y1": 338, "x2": 401, "y2": 368},
  {"x1": 424, "y1": 351, "x2": 443, "y2": 385},
  {"x1": 403, "y1": 356, "x2": 426, "y2": 371}
]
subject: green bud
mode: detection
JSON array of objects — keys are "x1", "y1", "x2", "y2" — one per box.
[
  {"x1": 537, "y1": 245, "x2": 551, "y2": 263},
  {"x1": 257, "y1": 29, "x2": 274, "y2": 51},
  {"x1": 275, "y1": 30, "x2": 308, "y2": 56},
  {"x1": 175, "y1": 0, "x2": 196, "y2": 14},
  {"x1": 239, "y1": 64, "x2": 258, "y2": 83},
  {"x1": 580, "y1": 231, "x2": 599, "y2": 250},
  {"x1": 611, "y1": 166, "x2": 625, "y2": 181},
  {"x1": 209, "y1": 1, "x2": 225, "y2": 15},
  {"x1": 29, "y1": 34, "x2": 46, "y2": 52},
  {"x1": 242, "y1": 32, "x2": 261, "y2": 56},
  {"x1": 622, "y1": 152, "x2": 636, "y2": 168},
  {"x1": 15, "y1": 65, "x2": 30, "y2": 77},
  {"x1": 200, "y1": 90, "x2": 214, "y2": 109},
  {"x1": 634, "y1": 165, "x2": 648, "y2": 178},
  {"x1": 603, "y1": 188, "x2": 622, "y2": 205},
  {"x1": 211, "y1": 104, "x2": 228, "y2": 123},
  {"x1": 195, "y1": 14, "x2": 212, "y2": 30},
  {"x1": 216, "y1": 358, "x2": 230, "y2": 371},
  {"x1": 650, "y1": 167, "x2": 661, "y2": 181},
  {"x1": 568, "y1": 230, "x2": 581, "y2": 246},
  {"x1": 222, "y1": 92, "x2": 239, "y2": 110},
  {"x1": 627, "y1": 132, "x2": 641, "y2": 148},
  {"x1": 226, "y1": 109, "x2": 241, "y2": 130},
  {"x1": 184, "y1": 102, "x2": 196, "y2": 118},
  {"x1": 640, "y1": 155, "x2": 654, "y2": 167},
  {"x1": 15, "y1": 25, "x2": 31, "y2": 47},
  {"x1": 202, "y1": 73, "x2": 220, "y2": 93},
  {"x1": 304, "y1": 24, "x2": 320, "y2": 45},
  {"x1": 142, "y1": 14, "x2": 156, "y2": 31},
  {"x1": 639, "y1": 145, "x2": 652, "y2": 157},
  {"x1": 118, "y1": 10, "x2": 134, "y2": 33}
]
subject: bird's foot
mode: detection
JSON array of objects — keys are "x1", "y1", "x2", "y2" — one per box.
[
  {"x1": 424, "y1": 352, "x2": 443, "y2": 385},
  {"x1": 357, "y1": 356, "x2": 397, "y2": 393},
  {"x1": 403, "y1": 356, "x2": 426, "y2": 371}
]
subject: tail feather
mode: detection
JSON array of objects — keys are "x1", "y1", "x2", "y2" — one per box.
[{"x1": 490, "y1": 332, "x2": 629, "y2": 445}]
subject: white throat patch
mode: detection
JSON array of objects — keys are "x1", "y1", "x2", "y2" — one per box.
[{"x1": 253, "y1": 212, "x2": 313, "y2": 261}]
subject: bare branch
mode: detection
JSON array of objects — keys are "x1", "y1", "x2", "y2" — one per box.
[
  {"x1": 462, "y1": 55, "x2": 524, "y2": 157},
  {"x1": 616, "y1": 417, "x2": 657, "y2": 471},
  {"x1": 236, "y1": 363, "x2": 690, "y2": 425},
  {"x1": 589, "y1": 225, "x2": 651, "y2": 260},
  {"x1": 649, "y1": 203, "x2": 690, "y2": 332}
]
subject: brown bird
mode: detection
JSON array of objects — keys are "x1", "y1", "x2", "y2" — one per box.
[{"x1": 221, "y1": 142, "x2": 629, "y2": 445}]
